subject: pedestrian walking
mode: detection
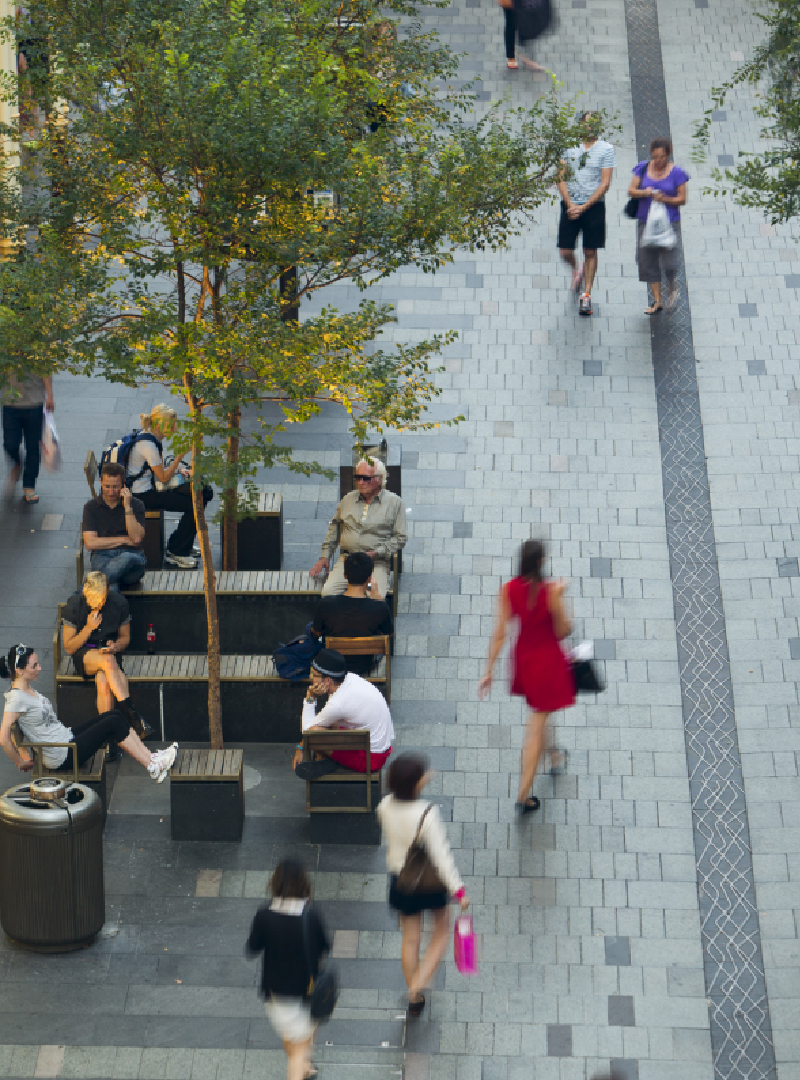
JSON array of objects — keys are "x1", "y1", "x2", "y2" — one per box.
[
  {"x1": 497, "y1": 0, "x2": 518, "y2": 69},
  {"x1": 377, "y1": 754, "x2": 470, "y2": 1017},
  {"x1": 516, "y1": 0, "x2": 553, "y2": 72},
  {"x1": 2, "y1": 372, "x2": 54, "y2": 503},
  {"x1": 246, "y1": 860, "x2": 331, "y2": 1080},
  {"x1": 556, "y1": 112, "x2": 615, "y2": 317},
  {"x1": 627, "y1": 137, "x2": 689, "y2": 314},
  {"x1": 0, "y1": 644, "x2": 177, "y2": 781},
  {"x1": 478, "y1": 540, "x2": 575, "y2": 814}
]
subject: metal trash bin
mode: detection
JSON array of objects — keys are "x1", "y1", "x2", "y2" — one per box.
[{"x1": 0, "y1": 778, "x2": 105, "y2": 951}]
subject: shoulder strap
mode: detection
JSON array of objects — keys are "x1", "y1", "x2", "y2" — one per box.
[
  {"x1": 300, "y1": 905, "x2": 315, "y2": 987},
  {"x1": 413, "y1": 804, "x2": 434, "y2": 845}
]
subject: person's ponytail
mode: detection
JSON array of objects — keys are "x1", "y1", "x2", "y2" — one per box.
[{"x1": 0, "y1": 651, "x2": 12, "y2": 680}]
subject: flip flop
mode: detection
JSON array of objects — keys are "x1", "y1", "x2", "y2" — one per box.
[
  {"x1": 507, "y1": 59, "x2": 519, "y2": 69},
  {"x1": 645, "y1": 303, "x2": 663, "y2": 315},
  {"x1": 23, "y1": 491, "x2": 39, "y2": 503}
]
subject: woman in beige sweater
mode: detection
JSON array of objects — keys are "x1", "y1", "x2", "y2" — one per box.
[{"x1": 377, "y1": 754, "x2": 470, "y2": 1017}]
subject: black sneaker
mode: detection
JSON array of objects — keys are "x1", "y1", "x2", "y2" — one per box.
[
  {"x1": 295, "y1": 759, "x2": 341, "y2": 780},
  {"x1": 578, "y1": 293, "x2": 593, "y2": 317}
]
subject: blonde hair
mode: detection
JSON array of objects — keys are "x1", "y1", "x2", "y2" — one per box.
[
  {"x1": 358, "y1": 457, "x2": 387, "y2": 489},
  {"x1": 140, "y1": 403, "x2": 177, "y2": 434},
  {"x1": 83, "y1": 571, "x2": 108, "y2": 607}
]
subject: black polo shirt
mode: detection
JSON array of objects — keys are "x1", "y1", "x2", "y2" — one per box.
[
  {"x1": 82, "y1": 494, "x2": 145, "y2": 552},
  {"x1": 63, "y1": 589, "x2": 131, "y2": 647},
  {"x1": 312, "y1": 595, "x2": 394, "y2": 676}
]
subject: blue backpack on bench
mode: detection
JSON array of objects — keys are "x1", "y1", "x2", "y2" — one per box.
[{"x1": 273, "y1": 623, "x2": 322, "y2": 681}]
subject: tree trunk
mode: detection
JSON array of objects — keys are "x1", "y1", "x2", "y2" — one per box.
[
  {"x1": 184, "y1": 372, "x2": 223, "y2": 750},
  {"x1": 222, "y1": 404, "x2": 240, "y2": 571},
  {"x1": 280, "y1": 265, "x2": 299, "y2": 323}
]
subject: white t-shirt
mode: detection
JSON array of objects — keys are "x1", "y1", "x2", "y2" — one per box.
[
  {"x1": 301, "y1": 672, "x2": 394, "y2": 752},
  {"x1": 4, "y1": 688, "x2": 72, "y2": 768},
  {"x1": 126, "y1": 436, "x2": 164, "y2": 495}
]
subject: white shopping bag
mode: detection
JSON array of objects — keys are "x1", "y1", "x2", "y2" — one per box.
[
  {"x1": 641, "y1": 200, "x2": 677, "y2": 248},
  {"x1": 41, "y1": 409, "x2": 61, "y2": 471}
]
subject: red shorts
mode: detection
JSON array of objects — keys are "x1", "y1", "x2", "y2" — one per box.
[{"x1": 328, "y1": 747, "x2": 392, "y2": 774}]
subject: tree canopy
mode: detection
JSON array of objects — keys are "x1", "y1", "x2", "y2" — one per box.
[{"x1": 694, "y1": 0, "x2": 800, "y2": 224}]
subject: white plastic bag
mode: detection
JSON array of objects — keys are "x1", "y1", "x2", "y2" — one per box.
[
  {"x1": 641, "y1": 200, "x2": 676, "y2": 249},
  {"x1": 41, "y1": 409, "x2": 61, "y2": 472}
]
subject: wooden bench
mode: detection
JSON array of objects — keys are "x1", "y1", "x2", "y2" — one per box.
[
  {"x1": 325, "y1": 635, "x2": 392, "y2": 704},
  {"x1": 82, "y1": 450, "x2": 165, "y2": 583},
  {"x1": 302, "y1": 729, "x2": 383, "y2": 844},
  {"x1": 220, "y1": 485, "x2": 283, "y2": 570},
  {"x1": 117, "y1": 562, "x2": 398, "y2": 652},
  {"x1": 10, "y1": 721, "x2": 109, "y2": 824},
  {"x1": 170, "y1": 748, "x2": 244, "y2": 841}
]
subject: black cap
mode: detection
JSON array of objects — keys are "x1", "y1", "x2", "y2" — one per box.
[{"x1": 311, "y1": 649, "x2": 347, "y2": 679}]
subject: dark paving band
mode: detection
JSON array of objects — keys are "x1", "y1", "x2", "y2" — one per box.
[{"x1": 623, "y1": 1, "x2": 777, "y2": 1077}]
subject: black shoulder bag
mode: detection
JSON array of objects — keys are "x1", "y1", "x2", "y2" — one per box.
[{"x1": 301, "y1": 906, "x2": 338, "y2": 1021}]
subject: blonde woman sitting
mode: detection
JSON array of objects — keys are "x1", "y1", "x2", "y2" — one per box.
[
  {"x1": 125, "y1": 403, "x2": 213, "y2": 570},
  {"x1": 62, "y1": 571, "x2": 153, "y2": 739}
]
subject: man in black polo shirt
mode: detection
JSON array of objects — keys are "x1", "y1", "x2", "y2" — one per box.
[
  {"x1": 311, "y1": 552, "x2": 393, "y2": 675},
  {"x1": 82, "y1": 462, "x2": 146, "y2": 591}
]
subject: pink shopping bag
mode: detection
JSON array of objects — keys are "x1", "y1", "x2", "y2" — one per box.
[{"x1": 453, "y1": 914, "x2": 479, "y2": 976}]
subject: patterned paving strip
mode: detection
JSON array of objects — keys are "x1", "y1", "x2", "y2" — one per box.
[{"x1": 624, "y1": 1, "x2": 777, "y2": 1077}]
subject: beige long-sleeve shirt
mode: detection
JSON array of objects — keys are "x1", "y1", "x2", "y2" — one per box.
[
  {"x1": 376, "y1": 796, "x2": 464, "y2": 897},
  {"x1": 321, "y1": 488, "x2": 407, "y2": 562}
]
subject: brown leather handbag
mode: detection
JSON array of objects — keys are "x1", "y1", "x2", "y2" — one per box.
[{"x1": 394, "y1": 805, "x2": 446, "y2": 895}]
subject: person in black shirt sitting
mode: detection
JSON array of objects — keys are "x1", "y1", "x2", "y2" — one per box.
[
  {"x1": 62, "y1": 571, "x2": 153, "y2": 738},
  {"x1": 82, "y1": 462, "x2": 147, "y2": 591},
  {"x1": 246, "y1": 860, "x2": 331, "y2": 1080},
  {"x1": 311, "y1": 552, "x2": 393, "y2": 675}
]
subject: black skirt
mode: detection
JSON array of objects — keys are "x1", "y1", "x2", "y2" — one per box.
[
  {"x1": 388, "y1": 875, "x2": 449, "y2": 916},
  {"x1": 72, "y1": 646, "x2": 124, "y2": 681}
]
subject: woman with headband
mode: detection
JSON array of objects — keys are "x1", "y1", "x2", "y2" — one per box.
[{"x1": 0, "y1": 644, "x2": 178, "y2": 782}]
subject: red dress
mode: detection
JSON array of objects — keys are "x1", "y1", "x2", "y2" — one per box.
[{"x1": 507, "y1": 577, "x2": 576, "y2": 712}]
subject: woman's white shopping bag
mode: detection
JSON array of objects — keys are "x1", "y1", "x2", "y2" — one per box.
[
  {"x1": 41, "y1": 408, "x2": 62, "y2": 471},
  {"x1": 641, "y1": 200, "x2": 677, "y2": 248}
]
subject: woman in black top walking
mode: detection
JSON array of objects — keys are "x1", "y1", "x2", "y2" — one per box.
[{"x1": 246, "y1": 861, "x2": 331, "y2": 1080}]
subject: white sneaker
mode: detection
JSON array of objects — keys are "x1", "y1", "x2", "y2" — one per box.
[
  {"x1": 149, "y1": 742, "x2": 178, "y2": 783},
  {"x1": 164, "y1": 552, "x2": 198, "y2": 569}
]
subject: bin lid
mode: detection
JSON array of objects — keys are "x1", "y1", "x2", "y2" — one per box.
[{"x1": 0, "y1": 783, "x2": 101, "y2": 830}]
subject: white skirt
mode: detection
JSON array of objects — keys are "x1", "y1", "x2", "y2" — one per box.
[{"x1": 265, "y1": 995, "x2": 318, "y2": 1043}]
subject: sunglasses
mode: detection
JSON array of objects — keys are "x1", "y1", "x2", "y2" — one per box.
[
  {"x1": 355, "y1": 474, "x2": 378, "y2": 482},
  {"x1": 16, "y1": 644, "x2": 29, "y2": 658}
]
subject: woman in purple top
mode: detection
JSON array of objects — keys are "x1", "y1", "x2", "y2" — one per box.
[{"x1": 628, "y1": 137, "x2": 690, "y2": 314}]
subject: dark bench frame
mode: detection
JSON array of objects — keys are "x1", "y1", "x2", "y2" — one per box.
[{"x1": 302, "y1": 729, "x2": 379, "y2": 813}]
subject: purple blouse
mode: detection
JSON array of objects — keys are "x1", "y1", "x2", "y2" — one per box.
[{"x1": 633, "y1": 161, "x2": 690, "y2": 223}]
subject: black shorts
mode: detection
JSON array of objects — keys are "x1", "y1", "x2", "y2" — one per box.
[
  {"x1": 557, "y1": 200, "x2": 606, "y2": 251},
  {"x1": 388, "y1": 876, "x2": 449, "y2": 916},
  {"x1": 72, "y1": 646, "x2": 123, "y2": 682}
]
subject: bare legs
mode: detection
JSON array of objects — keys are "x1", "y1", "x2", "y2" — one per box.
[
  {"x1": 645, "y1": 280, "x2": 663, "y2": 314},
  {"x1": 81, "y1": 652, "x2": 131, "y2": 712},
  {"x1": 517, "y1": 709, "x2": 550, "y2": 803},
  {"x1": 119, "y1": 730, "x2": 154, "y2": 769},
  {"x1": 400, "y1": 908, "x2": 450, "y2": 1003},
  {"x1": 283, "y1": 1036, "x2": 314, "y2": 1080},
  {"x1": 582, "y1": 249, "x2": 598, "y2": 295}
]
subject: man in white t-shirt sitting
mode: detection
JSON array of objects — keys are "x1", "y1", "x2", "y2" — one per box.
[{"x1": 293, "y1": 649, "x2": 394, "y2": 779}]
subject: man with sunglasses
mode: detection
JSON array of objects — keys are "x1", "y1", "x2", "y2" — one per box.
[{"x1": 310, "y1": 457, "x2": 407, "y2": 597}]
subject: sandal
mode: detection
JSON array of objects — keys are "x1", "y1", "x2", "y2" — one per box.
[
  {"x1": 23, "y1": 490, "x2": 39, "y2": 503},
  {"x1": 644, "y1": 303, "x2": 663, "y2": 315},
  {"x1": 666, "y1": 283, "x2": 680, "y2": 311},
  {"x1": 506, "y1": 59, "x2": 518, "y2": 70},
  {"x1": 515, "y1": 796, "x2": 541, "y2": 815},
  {"x1": 408, "y1": 994, "x2": 425, "y2": 1017},
  {"x1": 304, "y1": 1067, "x2": 318, "y2": 1080}
]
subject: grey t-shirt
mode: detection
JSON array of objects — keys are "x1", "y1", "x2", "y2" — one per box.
[
  {"x1": 4, "y1": 688, "x2": 72, "y2": 768},
  {"x1": 1, "y1": 374, "x2": 45, "y2": 409}
]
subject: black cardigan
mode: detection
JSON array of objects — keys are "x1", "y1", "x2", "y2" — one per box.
[{"x1": 246, "y1": 904, "x2": 330, "y2": 998}]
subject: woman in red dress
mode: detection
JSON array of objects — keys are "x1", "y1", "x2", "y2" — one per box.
[{"x1": 478, "y1": 540, "x2": 575, "y2": 814}]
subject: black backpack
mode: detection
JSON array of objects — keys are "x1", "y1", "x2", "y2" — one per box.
[{"x1": 100, "y1": 430, "x2": 162, "y2": 486}]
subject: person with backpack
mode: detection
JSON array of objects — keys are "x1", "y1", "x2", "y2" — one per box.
[{"x1": 108, "y1": 404, "x2": 212, "y2": 570}]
